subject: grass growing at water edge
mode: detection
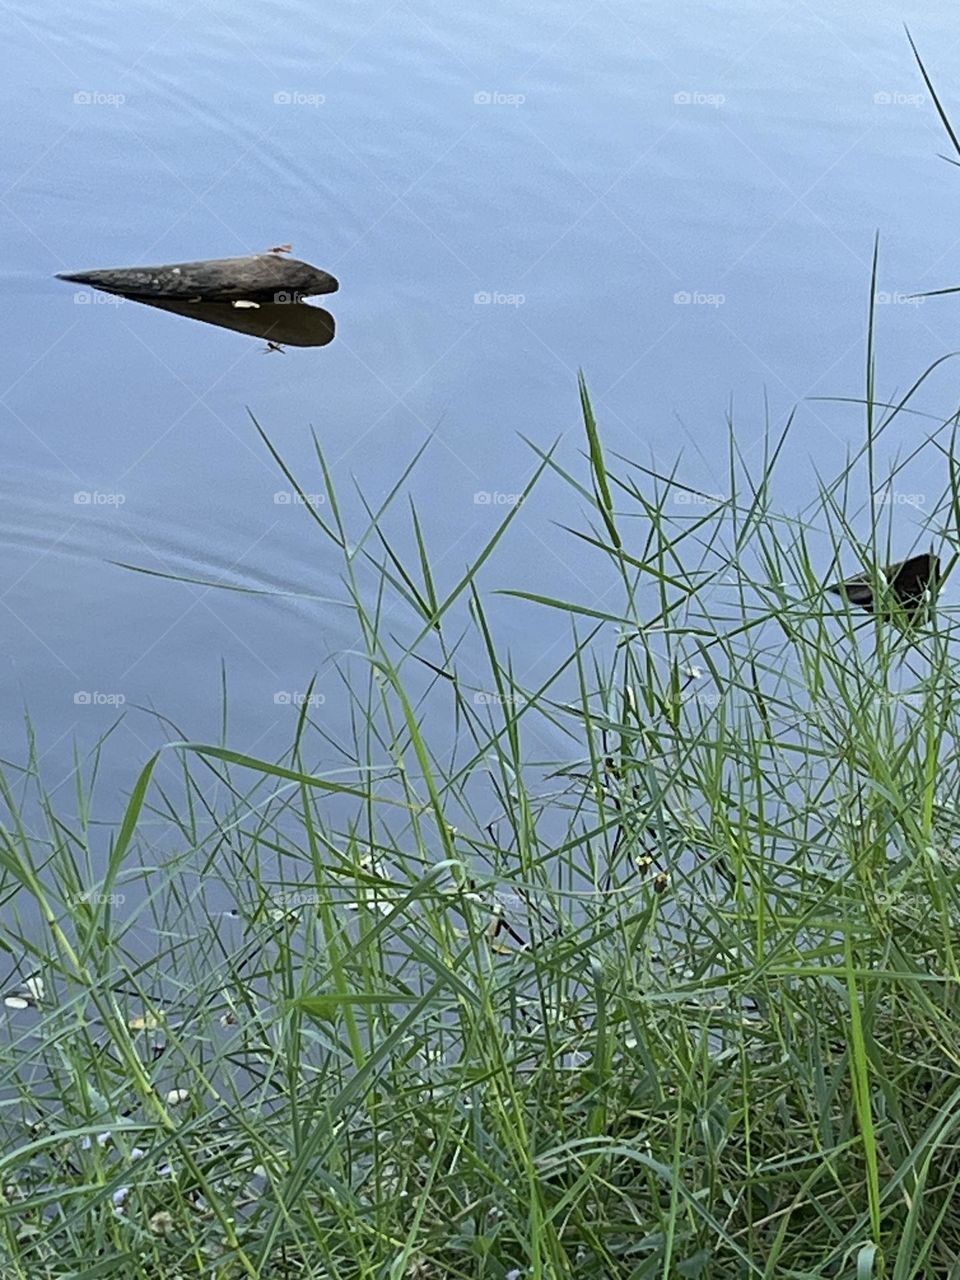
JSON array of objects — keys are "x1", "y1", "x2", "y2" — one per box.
[{"x1": 2, "y1": 338, "x2": 960, "y2": 1278}]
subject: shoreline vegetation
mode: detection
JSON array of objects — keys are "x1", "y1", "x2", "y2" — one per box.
[{"x1": 3, "y1": 325, "x2": 960, "y2": 1276}]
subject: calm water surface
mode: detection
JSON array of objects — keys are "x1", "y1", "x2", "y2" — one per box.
[{"x1": 1, "y1": 0, "x2": 958, "y2": 813}]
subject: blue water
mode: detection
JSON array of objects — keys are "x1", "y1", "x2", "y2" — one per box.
[{"x1": 0, "y1": 0, "x2": 957, "y2": 810}]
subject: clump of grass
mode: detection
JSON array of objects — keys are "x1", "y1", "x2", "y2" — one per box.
[{"x1": 4, "y1": 295, "x2": 960, "y2": 1275}]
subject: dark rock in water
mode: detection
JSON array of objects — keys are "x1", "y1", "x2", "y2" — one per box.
[{"x1": 56, "y1": 254, "x2": 338, "y2": 302}]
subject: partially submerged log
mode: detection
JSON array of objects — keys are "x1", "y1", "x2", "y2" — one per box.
[{"x1": 56, "y1": 254, "x2": 338, "y2": 302}]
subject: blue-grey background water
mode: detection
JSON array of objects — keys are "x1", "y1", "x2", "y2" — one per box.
[{"x1": 1, "y1": 0, "x2": 958, "y2": 818}]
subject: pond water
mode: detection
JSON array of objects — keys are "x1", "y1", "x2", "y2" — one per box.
[{"x1": 1, "y1": 0, "x2": 958, "y2": 816}]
